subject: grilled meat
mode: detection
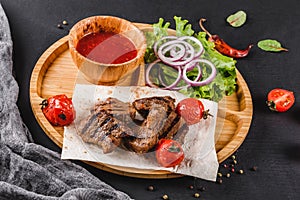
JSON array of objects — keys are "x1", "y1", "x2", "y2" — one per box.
[
  {"x1": 125, "y1": 103, "x2": 168, "y2": 153},
  {"x1": 77, "y1": 96, "x2": 189, "y2": 154},
  {"x1": 77, "y1": 108, "x2": 134, "y2": 154},
  {"x1": 132, "y1": 96, "x2": 176, "y2": 118}
]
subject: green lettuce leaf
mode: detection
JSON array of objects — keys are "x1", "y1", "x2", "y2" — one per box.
[{"x1": 174, "y1": 16, "x2": 194, "y2": 36}]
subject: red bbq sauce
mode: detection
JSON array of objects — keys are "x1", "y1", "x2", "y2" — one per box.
[{"x1": 76, "y1": 31, "x2": 137, "y2": 64}]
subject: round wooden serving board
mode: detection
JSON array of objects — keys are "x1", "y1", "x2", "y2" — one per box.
[{"x1": 30, "y1": 23, "x2": 253, "y2": 179}]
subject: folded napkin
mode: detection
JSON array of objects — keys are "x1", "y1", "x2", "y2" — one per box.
[{"x1": 0, "y1": 4, "x2": 132, "y2": 200}]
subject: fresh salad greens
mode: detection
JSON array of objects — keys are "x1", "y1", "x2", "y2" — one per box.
[{"x1": 144, "y1": 16, "x2": 237, "y2": 102}]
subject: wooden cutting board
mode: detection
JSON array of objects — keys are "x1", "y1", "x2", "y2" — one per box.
[{"x1": 29, "y1": 23, "x2": 253, "y2": 178}]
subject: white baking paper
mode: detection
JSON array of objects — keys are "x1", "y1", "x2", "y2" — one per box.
[{"x1": 61, "y1": 84, "x2": 219, "y2": 181}]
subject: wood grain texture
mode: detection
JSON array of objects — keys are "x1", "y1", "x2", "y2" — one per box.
[
  {"x1": 29, "y1": 23, "x2": 253, "y2": 179},
  {"x1": 68, "y1": 16, "x2": 147, "y2": 84}
]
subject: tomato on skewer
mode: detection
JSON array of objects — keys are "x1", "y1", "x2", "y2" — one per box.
[
  {"x1": 156, "y1": 139, "x2": 184, "y2": 168},
  {"x1": 40, "y1": 94, "x2": 76, "y2": 126},
  {"x1": 176, "y1": 98, "x2": 211, "y2": 125}
]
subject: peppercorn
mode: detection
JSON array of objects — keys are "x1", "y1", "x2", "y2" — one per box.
[
  {"x1": 251, "y1": 166, "x2": 258, "y2": 171},
  {"x1": 223, "y1": 164, "x2": 228, "y2": 168},
  {"x1": 189, "y1": 185, "x2": 194, "y2": 190},
  {"x1": 62, "y1": 20, "x2": 68, "y2": 25},
  {"x1": 231, "y1": 168, "x2": 235, "y2": 173},
  {"x1": 194, "y1": 193, "x2": 200, "y2": 198},
  {"x1": 198, "y1": 186, "x2": 206, "y2": 192},
  {"x1": 238, "y1": 169, "x2": 244, "y2": 174},
  {"x1": 217, "y1": 172, "x2": 223, "y2": 177},
  {"x1": 162, "y1": 194, "x2": 169, "y2": 199},
  {"x1": 217, "y1": 178, "x2": 223, "y2": 184},
  {"x1": 233, "y1": 160, "x2": 238, "y2": 165},
  {"x1": 231, "y1": 155, "x2": 236, "y2": 160},
  {"x1": 57, "y1": 24, "x2": 63, "y2": 29},
  {"x1": 147, "y1": 185, "x2": 154, "y2": 191},
  {"x1": 226, "y1": 173, "x2": 231, "y2": 178}
]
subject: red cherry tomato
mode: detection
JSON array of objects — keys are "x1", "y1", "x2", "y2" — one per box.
[
  {"x1": 156, "y1": 139, "x2": 184, "y2": 168},
  {"x1": 266, "y1": 88, "x2": 295, "y2": 112},
  {"x1": 176, "y1": 98, "x2": 209, "y2": 125},
  {"x1": 41, "y1": 94, "x2": 76, "y2": 126}
]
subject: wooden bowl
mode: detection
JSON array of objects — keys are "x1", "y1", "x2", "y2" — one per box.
[{"x1": 68, "y1": 16, "x2": 147, "y2": 85}]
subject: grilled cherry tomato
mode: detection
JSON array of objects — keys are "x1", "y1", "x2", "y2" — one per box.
[
  {"x1": 176, "y1": 98, "x2": 210, "y2": 125},
  {"x1": 266, "y1": 88, "x2": 295, "y2": 112},
  {"x1": 156, "y1": 139, "x2": 184, "y2": 168},
  {"x1": 41, "y1": 94, "x2": 76, "y2": 126}
]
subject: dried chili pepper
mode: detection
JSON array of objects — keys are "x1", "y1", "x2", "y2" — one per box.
[{"x1": 199, "y1": 18, "x2": 253, "y2": 58}]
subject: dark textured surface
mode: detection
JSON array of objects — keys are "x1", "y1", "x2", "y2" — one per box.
[{"x1": 0, "y1": 0, "x2": 299, "y2": 199}]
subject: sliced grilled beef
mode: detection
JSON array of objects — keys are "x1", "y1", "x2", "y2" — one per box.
[
  {"x1": 132, "y1": 96, "x2": 175, "y2": 118},
  {"x1": 77, "y1": 96, "x2": 189, "y2": 154},
  {"x1": 94, "y1": 97, "x2": 136, "y2": 122},
  {"x1": 124, "y1": 103, "x2": 168, "y2": 153},
  {"x1": 77, "y1": 109, "x2": 134, "y2": 154}
]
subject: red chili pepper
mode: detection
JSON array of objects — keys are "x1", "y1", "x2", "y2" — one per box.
[{"x1": 199, "y1": 18, "x2": 253, "y2": 58}]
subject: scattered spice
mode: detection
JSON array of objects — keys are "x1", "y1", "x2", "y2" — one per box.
[
  {"x1": 62, "y1": 20, "x2": 68, "y2": 25},
  {"x1": 233, "y1": 160, "x2": 238, "y2": 165},
  {"x1": 231, "y1": 155, "x2": 236, "y2": 160},
  {"x1": 231, "y1": 168, "x2": 235, "y2": 173},
  {"x1": 57, "y1": 24, "x2": 63, "y2": 29},
  {"x1": 251, "y1": 166, "x2": 258, "y2": 171},
  {"x1": 198, "y1": 186, "x2": 206, "y2": 192},
  {"x1": 162, "y1": 194, "x2": 169, "y2": 200},
  {"x1": 217, "y1": 178, "x2": 223, "y2": 184},
  {"x1": 217, "y1": 172, "x2": 223, "y2": 177},
  {"x1": 226, "y1": 173, "x2": 231, "y2": 178},
  {"x1": 194, "y1": 193, "x2": 200, "y2": 198},
  {"x1": 189, "y1": 185, "x2": 194, "y2": 190},
  {"x1": 147, "y1": 185, "x2": 155, "y2": 191},
  {"x1": 238, "y1": 169, "x2": 244, "y2": 174}
]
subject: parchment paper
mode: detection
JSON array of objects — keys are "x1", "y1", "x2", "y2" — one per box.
[{"x1": 61, "y1": 84, "x2": 219, "y2": 181}]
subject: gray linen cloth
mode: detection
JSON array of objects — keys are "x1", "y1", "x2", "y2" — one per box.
[{"x1": 0, "y1": 4, "x2": 132, "y2": 200}]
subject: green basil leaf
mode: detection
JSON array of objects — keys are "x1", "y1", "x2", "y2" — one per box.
[
  {"x1": 226, "y1": 10, "x2": 247, "y2": 27},
  {"x1": 257, "y1": 39, "x2": 288, "y2": 52}
]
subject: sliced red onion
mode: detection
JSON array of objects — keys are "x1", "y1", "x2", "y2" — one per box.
[
  {"x1": 148, "y1": 36, "x2": 216, "y2": 91},
  {"x1": 145, "y1": 59, "x2": 182, "y2": 90},
  {"x1": 178, "y1": 36, "x2": 204, "y2": 58},
  {"x1": 153, "y1": 36, "x2": 178, "y2": 56},
  {"x1": 145, "y1": 59, "x2": 161, "y2": 88},
  {"x1": 157, "y1": 62, "x2": 202, "y2": 91},
  {"x1": 161, "y1": 43, "x2": 186, "y2": 62},
  {"x1": 158, "y1": 40, "x2": 195, "y2": 66},
  {"x1": 182, "y1": 59, "x2": 216, "y2": 87},
  {"x1": 157, "y1": 65, "x2": 183, "y2": 90}
]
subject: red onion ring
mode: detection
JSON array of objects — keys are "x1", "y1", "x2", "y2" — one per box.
[
  {"x1": 145, "y1": 59, "x2": 182, "y2": 89},
  {"x1": 157, "y1": 65, "x2": 183, "y2": 90},
  {"x1": 153, "y1": 36, "x2": 178, "y2": 56},
  {"x1": 182, "y1": 59, "x2": 217, "y2": 87},
  {"x1": 178, "y1": 36, "x2": 204, "y2": 58},
  {"x1": 147, "y1": 36, "x2": 216, "y2": 90},
  {"x1": 157, "y1": 40, "x2": 195, "y2": 66}
]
